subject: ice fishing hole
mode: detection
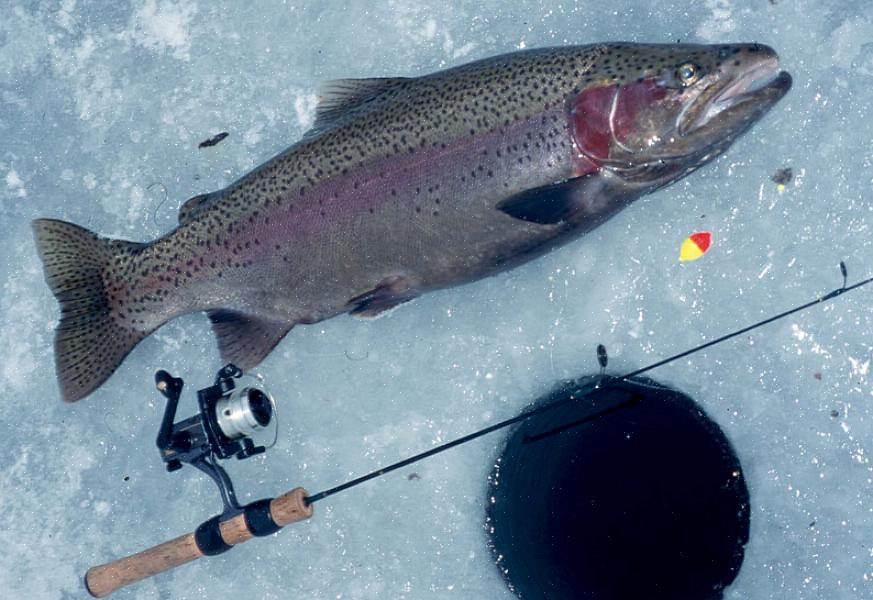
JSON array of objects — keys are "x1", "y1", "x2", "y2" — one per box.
[{"x1": 486, "y1": 376, "x2": 749, "y2": 600}]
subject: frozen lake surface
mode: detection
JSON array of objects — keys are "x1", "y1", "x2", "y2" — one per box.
[{"x1": 2, "y1": 0, "x2": 872, "y2": 598}]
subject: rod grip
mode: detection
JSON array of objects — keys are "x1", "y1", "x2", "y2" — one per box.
[
  {"x1": 270, "y1": 486, "x2": 315, "y2": 526},
  {"x1": 84, "y1": 487, "x2": 313, "y2": 597}
]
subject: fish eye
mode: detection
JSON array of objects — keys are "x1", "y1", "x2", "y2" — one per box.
[{"x1": 676, "y1": 63, "x2": 701, "y2": 86}]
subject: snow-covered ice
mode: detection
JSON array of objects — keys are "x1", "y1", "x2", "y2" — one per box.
[{"x1": 2, "y1": 0, "x2": 872, "y2": 598}]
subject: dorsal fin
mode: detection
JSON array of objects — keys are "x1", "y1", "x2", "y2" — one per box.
[
  {"x1": 307, "y1": 77, "x2": 409, "y2": 136},
  {"x1": 178, "y1": 192, "x2": 221, "y2": 225}
]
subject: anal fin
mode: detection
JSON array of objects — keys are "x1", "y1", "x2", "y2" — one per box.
[
  {"x1": 206, "y1": 310, "x2": 293, "y2": 370},
  {"x1": 346, "y1": 276, "x2": 419, "y2": 318}
]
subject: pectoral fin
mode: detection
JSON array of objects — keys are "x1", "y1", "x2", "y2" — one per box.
[
  {"x1": 206, "y1": 310, "x2": 293, "y2": 370},
  {"x1": 496, "y1": 173, "x2": 600, "y2": 225}
]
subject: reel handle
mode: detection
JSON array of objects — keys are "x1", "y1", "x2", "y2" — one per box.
[{"x1": 84, "y1": 487, "x2": 313, "y2": 597}]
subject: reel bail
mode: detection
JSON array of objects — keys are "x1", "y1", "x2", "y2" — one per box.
[{"x1": 154, "y1": 364, "x2": 278, "y2": 515}]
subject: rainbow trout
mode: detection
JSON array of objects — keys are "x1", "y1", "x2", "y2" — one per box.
[{"x1": 33, "y1": 43, "x2": 791, "y2": 402}]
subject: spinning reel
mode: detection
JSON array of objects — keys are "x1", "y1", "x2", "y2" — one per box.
[{"x1": 155, "y1": 364, "x2": 278, "y2": 516}]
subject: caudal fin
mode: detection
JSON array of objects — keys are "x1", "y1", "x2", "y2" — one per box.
[{"x1": 32, "y1": 219, "x2": 147, "y2": 402}]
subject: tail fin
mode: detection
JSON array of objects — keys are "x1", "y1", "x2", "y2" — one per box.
[{"x1": 32, "y1": 219, "x2": 147, "y2": 402}]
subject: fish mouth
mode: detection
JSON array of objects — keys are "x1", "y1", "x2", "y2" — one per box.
[
  {"x1": 680, "y1": 55, "x2": 792, "y2": 138},
  {"x1": 592, "y1": 46, "x2": 791, "y2": 184}
]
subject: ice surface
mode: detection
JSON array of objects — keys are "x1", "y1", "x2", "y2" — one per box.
[{"x1": 2, "y1": 0, "x2": 872, "y2": 598}]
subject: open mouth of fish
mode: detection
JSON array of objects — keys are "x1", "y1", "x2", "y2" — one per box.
[
  {"x1": 679, "y1": 56, "x2": 793, "y2": 138},
  {"x1": 597, "y1": 53, "x2": 792, "y2": 177}
]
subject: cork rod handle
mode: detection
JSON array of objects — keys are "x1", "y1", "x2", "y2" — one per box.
[{"x1": 84, "y1": 487, "x2": 313, "y2": 598}]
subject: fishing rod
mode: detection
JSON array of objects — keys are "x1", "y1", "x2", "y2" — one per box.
[{"x1": 84, "y1": 263, "x2": 871, "y2": 597}]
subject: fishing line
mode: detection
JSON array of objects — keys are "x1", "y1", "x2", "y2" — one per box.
[
  {"x1": 85, "y1": 264, "x2": 873, "y2": 597},
  {"x1": 305, "y1": 263, "x2": 872, "y2": 505}
]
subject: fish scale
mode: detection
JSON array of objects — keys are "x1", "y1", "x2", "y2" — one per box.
[{"x1": 33, "y1": 42, "x2": 791, "y2": 402}]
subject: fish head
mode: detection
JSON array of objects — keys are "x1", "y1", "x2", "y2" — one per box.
[{"x1": 569, "y1": 43, "x2": 792, "y2": 188}]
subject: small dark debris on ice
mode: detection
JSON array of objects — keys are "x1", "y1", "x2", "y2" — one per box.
[
  {"x1": 199, "y1": 132, "x2": 229, "y2": 148},
  {"x1": 771, "y1": 167, "x2": 793, "y2": 186}
]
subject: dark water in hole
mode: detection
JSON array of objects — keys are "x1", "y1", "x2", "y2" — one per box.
[{"x1": 486, "y1": 376, "x2": 750, "y2": 600}]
